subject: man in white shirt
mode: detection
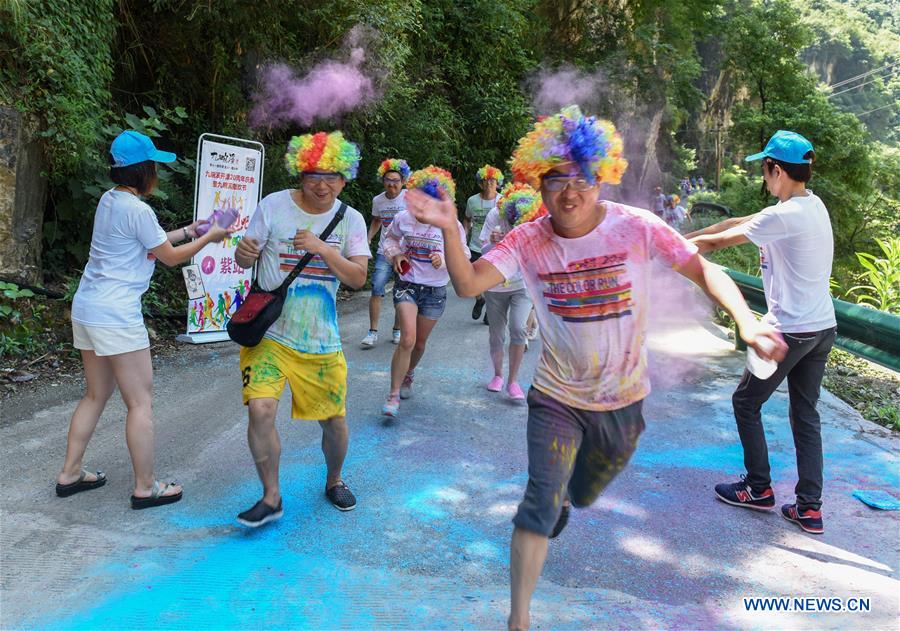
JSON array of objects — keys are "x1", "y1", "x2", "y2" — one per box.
[
  {"x1": 465, "y1": 165, "x2": 503, "y2": 322},
  {"x1": 361, "y1": 159, "x2": 410, "y2": 348},
  {"x1": 688, "y1": 130, "x2": 837, "y2": 535}
]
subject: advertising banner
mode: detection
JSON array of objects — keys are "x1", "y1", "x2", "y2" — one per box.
[{"x1": 177, "y1": 134, "x2": 264, "y2": 343}]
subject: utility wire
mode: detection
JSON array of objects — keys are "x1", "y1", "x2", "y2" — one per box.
[
  {"x1": 855, "y1": 103, "x2": 897, "y2": 118},
  {"x1": 824, "y1": 60, "x2": 900, "y2": 91},
  {"x1": 828, "y1": 69, "x2": 898, "y2": 99}
]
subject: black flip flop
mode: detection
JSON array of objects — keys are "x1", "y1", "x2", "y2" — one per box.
[
  {"x1": 55, "y1": 470, "x2": 107, "y2": 497},
  {"x1": 131, "y1": 481, "x2": 183, "y2": 510}
]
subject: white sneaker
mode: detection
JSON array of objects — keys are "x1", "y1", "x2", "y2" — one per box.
[
  {"x1": 392, "y1": 329, "x2": 401, "y2": 344},
  {"x1": 361, "y1": 330, "x2": 378, "y2": 348}
]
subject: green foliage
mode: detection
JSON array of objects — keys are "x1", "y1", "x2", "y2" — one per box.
[
  {"x1": 0, "y1": 282, "x2": 49, "y2": 358},
  {"x1": 795, "y1": 0, "x2": 899, "y2": 143},
  {"x1": 848, "y1": 237, "x2": 900, "y2": 314},
  {"x1": 0, "y1": 0, "x2": 116, "y2": 179}
]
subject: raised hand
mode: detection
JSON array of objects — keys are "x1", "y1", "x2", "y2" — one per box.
[{"x1": 405, "y1": 189, "x2": 458, "y2": 231}]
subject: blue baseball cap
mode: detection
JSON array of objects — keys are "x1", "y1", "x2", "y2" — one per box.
[
  {"x1": 110, "y1": 130, "x2": 177, "y2": 167},
  {"x1": 745, "y1": 130, "x2": 814, "y2": 164}
]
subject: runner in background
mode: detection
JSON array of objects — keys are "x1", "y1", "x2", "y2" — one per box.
[
  {"x1": 464, "y1": 165, "x2": 503, "y2": 324},
  {"x1": 361, "y1": 158, "x2": 411, "y2": 348},
  {"x1": 381, "y1": 166, "x2": 470, "y2": 418},
  {"x1": 478, "y1": 182, "x2": 546, "y2": 400}
]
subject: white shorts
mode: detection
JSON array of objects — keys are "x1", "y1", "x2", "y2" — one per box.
[{"x1": 71, "y1": 322, "x2": 150, "y2": 356}]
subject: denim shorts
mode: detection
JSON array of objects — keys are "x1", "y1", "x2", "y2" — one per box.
[
  {"x1": 392, "y1": 281, "x2": 447, "y2": 320},
  {"x1": 371, "y1": 253, "x2": 395, "y2": 297}
]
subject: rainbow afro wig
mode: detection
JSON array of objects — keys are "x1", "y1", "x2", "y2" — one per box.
[
  {"x1": 407, "y1": 165, "x2": 456, "y2": 200},
  {"x1": 377, "y1": 158, "x2": 411, "y2": 180},
  {"x1": 510, "y1": 105, "x2": 627, "y2": 187},
  {"x1": 497, "y1": 182, "x2": 547, "y2": 227},
  {"x1": 476, "y1": 164, "x2": 505, "y2": 186},
  {"x1": 284, "y1": 131, "x2": 361, "y2": 181}
]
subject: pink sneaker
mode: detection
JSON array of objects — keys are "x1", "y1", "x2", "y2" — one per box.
[
  {"x1": 487, "y1": 376, "x2": 504, "y2": 392},
  {"x1": 382, "y1": 393, "x2": 400, "y2": 417},
  {"x1": 507, "y1": 382, "x2": 525, "y2": 400}
]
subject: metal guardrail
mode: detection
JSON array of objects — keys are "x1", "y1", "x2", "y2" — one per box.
[
  {"x1": 690, "y1": 201, "x2": 733, "y2": 217},
  {"x1": 724, "y1": 269, "x2": 900, "y2": 372}
]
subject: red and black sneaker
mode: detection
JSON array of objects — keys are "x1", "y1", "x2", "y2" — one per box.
[
  {"x1": 781, "y1": 503, "x2": 824, "y2": 534},
  {"x1": 714, "y1": 476, "x2": 775, "y2": 511}
]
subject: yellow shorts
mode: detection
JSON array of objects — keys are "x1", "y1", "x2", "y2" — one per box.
[{"x1": 239, "y1": 337, "x2": 347, "y2": 420}]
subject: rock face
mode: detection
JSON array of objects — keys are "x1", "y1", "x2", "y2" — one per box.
[{"x1": 0, "y1": 107, "x2": 47, "y2": 285}]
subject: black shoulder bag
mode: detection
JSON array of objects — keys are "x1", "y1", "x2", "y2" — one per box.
[{"x1": 227, "y1": 203, "x2": 347, "y2": 347}]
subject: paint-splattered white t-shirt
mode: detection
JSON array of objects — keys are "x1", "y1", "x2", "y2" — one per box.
[
  {"x1": 483, "y1": 202, "x2": 698, "y2": 411},
  {"x1": 371, "y1": 189, "x2": 407, "y2": 255},
  {"x1": 382, "y1": 210, "x2": 469, "y2": 287},
  {"x1": 245, "y1": 190, "x2": 370, "y2": 354}
]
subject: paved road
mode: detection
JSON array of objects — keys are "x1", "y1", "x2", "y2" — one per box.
[{"x1": 1, "y1": 281, "x2": 898, "y2": 630}]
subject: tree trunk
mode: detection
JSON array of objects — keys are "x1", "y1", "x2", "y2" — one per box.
[{"x1": 0, "y1": 107, "x2": 47, "y2": 285}]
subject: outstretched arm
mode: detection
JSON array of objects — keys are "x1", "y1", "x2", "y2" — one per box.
[
  {"x1": 677, "y1": 254, "x2": 786, "y2": 361},
  {"x1": 690, "y1": 224, "x2": 752, "y2": 254},
  {"x1": 683, "y1": 213, "x2": 756, "y2": 240}
]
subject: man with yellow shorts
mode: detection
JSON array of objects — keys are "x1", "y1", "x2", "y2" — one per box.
[{"x1": 234, "y1": 131, "x2": 371, "y2": 527}]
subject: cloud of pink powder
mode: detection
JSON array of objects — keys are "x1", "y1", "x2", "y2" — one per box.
[
  {"x1": 529, "y1": 65, "x2": 610, "y2": 115},
  {"x1": 250, "y1": 30, "x2": 379, "y2": 129}
]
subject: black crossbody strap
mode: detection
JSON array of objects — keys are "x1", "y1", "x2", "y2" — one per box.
[{"x1": 275, "y1": 202, "x2": 347, "y2": 295}]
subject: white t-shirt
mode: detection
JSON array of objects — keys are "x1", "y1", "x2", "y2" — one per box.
[
  {"x1": 382, "y1": 210, "x2": 469, "y2": 287},
  {"x1": 71, "y1": 190, "x2": 167, "y2": 327},
  {"x1": 371, "y1": 190, "x2": 407, "y2": 255},
  {"x1": 466, "y1": 193, "x2": 497, "y2": 253},
  {"x1": 245, "y1": 191, "x2": 370, "y2": 354},
  {"x1": 483, "y1": 202, "x2": 698, "y2": 411},
  {"x1": 479, "y1": 207, "x2": 524, "y2": 293},
  {"x1": 742, "y1": 192, "x2": 836, "y2": 333}
]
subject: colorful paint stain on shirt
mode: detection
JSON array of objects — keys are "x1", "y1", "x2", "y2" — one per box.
[
  {"x1": 244, "y1": 190, "x2": 370, "y2": 354},
  {"x1": 482, "y1": 202, "x2": 698, "y2": 411}
]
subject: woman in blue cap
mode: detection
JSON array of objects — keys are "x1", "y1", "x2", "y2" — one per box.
[
  {"x1": 687, "y1": 130, "x2": 836, "y2": 535},
  {"x1": 55, "y1": 130, "x2": 234, "y2": 509}
]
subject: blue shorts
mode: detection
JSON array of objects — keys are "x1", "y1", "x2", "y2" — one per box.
[
  {"x1": 371, "y1": 253, "x2": 395, "y2": 297},
  {"x1": 392, "y1": 281, "x2": 447, "y2": 320}
]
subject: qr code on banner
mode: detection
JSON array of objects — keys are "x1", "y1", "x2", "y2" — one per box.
[{"x1": 245, "y1": 157, "x2": 256, "y2": 171}]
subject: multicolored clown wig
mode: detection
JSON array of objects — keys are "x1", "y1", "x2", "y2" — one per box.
[
  {"x1": 407, "y1": 165, "x2": 456, "y2": 200},
  {"x1": 476, "y1": 164, "x2": 505, "y2": 187},
  {"x1": 377, "y1": 158, "x2": 411, "y2": 181},
  {"x1": 284, "y1": 131, "x2": 361, "y2": 180},
  {"x1": 510, "y1": 105, "x2": 627, "y2": 187},
  {"x1": 497, "y1": 182, "x2": 547, "y2": 227}
]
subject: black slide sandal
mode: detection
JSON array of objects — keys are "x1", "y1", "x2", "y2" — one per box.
[
  {"x1": 56, "y1": 470, "x2": 107, "y2": 497},
  {"x1": 131, "y1": 481, "x2": 183, "y2": 510}
]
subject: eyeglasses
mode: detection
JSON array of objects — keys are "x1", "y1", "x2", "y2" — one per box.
[
  {"x1": 302, "y1": 172, "x2": 343, "y2": 186},
  {"x1": 541, "y1": 176, "x2": 596, "y2": 192},
  {"x1": 383, "y1": 177, "x2": 402, "y2": 185}
]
